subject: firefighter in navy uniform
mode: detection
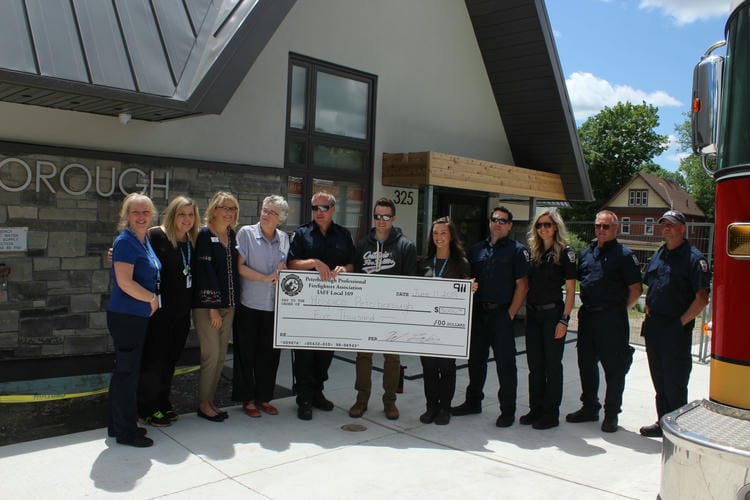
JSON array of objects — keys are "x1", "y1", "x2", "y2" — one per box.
[
  {"x1": 452, "y1": 206, "x2": 530, "y2": 428},
  {"x1": 639, "y1": 210, "x2": 711, "y2": 438},
  {"x1": 566, "y1": 210, "x2": 642, "y2": 433}
]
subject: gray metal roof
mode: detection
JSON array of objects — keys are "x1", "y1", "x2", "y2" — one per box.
[
  {"x1": 464, "y1": 0, "x2": 593, "y2": 201},
  {"x1": 0, "y1": 0, "x2": 295, "y2": 121},
  {"x1": 0, "y1": 0, "x2": 591, "y2": 201}
]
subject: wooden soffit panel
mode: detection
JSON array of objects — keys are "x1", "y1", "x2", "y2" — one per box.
[{"x1": 382, "y1": 151, "x2": 566, "y2": 200}]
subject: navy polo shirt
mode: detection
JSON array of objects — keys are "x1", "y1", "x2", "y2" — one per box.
[
  {"x1": 288, "y1": 220, "x2": 355, "y2": 269},
  {"x1": 578, "y1": 239, "x2": 642, "y2": 309},
  {"x1": 469, "y1": 236, "x2": 530, "y2": 304},
  {"x1": 527, "y1": 245, "x2": 577, "y2": 305},
  {"x1": 644, "y1": 239, "x2": 711, "y2": 318}
]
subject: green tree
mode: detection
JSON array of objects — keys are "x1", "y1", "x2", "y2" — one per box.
[
  {"x1": 675, "y1": 116, "x2": 715, "y2": 220},
  {"x1": 564, "y1": 101, "x2": 669, "y2": 221}
]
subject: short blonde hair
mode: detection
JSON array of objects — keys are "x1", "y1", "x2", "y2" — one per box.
[
  {"x1": 311, "y1": 191, "x2": 336, "y2": 207},
  {"x1": 204, "y1": 191, "x2": 239, "y2": 227},
  {"x1": 117, "y1": 193, "x2": 156, "y2": 231}
]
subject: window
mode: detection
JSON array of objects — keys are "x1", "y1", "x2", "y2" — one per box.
[
  {"x1": 645, "y1": 217, "x2": 654, "y2": 235},
  {"x1": 628, "y1": 189, "x2": 649, "y2": 206},
  {"x1": 285, "y1": 54, "x2": 376, "y2": 241},
  {"x1": 621, "y1": 217, "x2": 631, "y2": 235}
]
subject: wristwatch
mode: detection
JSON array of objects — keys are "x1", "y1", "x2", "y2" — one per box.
[{"x1": 561, "y1": 314, "x2": 571, "y2": 322}]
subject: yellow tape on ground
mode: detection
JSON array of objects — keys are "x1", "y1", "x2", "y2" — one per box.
[{"x1": 0, "y1": 363, "x2": 204, "y2": 404}]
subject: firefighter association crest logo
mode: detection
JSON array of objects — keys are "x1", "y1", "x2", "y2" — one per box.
[{"x1": 280, "y1": 274, "x2": 303, "y2": 296}]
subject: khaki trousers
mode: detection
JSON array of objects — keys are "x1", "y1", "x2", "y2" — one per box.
[
  {"x1": 193, "y1": 307, "x2": 234, "y2": 401},
  {"x1": 354, "y1": 352, "x2": 400, "y2": 403}
]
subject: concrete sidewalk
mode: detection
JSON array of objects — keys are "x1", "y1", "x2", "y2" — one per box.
[{"x1": 0, "y1": 337, "x2": 709, "y2": 499}]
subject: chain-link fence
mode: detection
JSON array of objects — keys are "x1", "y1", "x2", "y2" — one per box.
[{"x1": 562, "y1": 220, "x2": 714, "y2": 362}]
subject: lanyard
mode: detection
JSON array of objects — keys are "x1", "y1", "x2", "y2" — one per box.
[
  {"x1": 433, "y1": 256, "x2": 448, "y2": 278},
  {"x1": 129, "y1": 228, "x2": 161, "y2": 289},
  {"x1": 179, "y1": 239, "x2": 192, "y2": 276}
]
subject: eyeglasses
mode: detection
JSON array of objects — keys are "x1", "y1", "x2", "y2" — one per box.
[
  {"x1": 311, "y1": 205, "x2": 331, "y2": 212},
  {"x1": 535, "y1": 222, "x2": 554, "y2": 229},
  {"x1": 594, "y1": 223, "x2": 611, "y2": 230},
  {"x1": 261, "y1": 207, "x2": 279, "y2": 217},
  {"x1": 490, "y1": 217, "x2": 509, "y2": 224},
  {"x1": 217, "y1": 206, "x2": 237, "y2": 212},
  {"x1": 373, "y1": 214, "x2": 394, "y2": 221}
]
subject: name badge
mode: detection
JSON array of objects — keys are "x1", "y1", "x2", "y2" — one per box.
[
  {"x1": 186, "y1": 275, "x2": 192, "y2": 289},
  {"x1": 211, "y1": 237, "x2": 220, "y2": 243}
]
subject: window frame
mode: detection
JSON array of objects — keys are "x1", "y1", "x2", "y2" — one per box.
[
  {"x1": 644, "y1": 217, "x2": 654, "y2": 236},
  {"x1": 621, "y1": 216, "x2": 631, "y2": 235}
]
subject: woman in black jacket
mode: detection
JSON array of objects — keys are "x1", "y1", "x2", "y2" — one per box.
[{"x1": 418, "y1": 217, "x2": 476, "y2": 425}]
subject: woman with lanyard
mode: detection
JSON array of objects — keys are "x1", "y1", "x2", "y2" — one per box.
[
  {"x1": 417, "y1": 217, "x2": 477, "y2": 425},
  {"x1": 107, "y1": 193, "x2": 161, "y2": 448},
  {"x1": 136, "y1": 196, "x2": 200, "y2": 427},
  {"x1": 521, "y1": 209, "x2": 576, "y2": 430},
  {"x1": 193, "y1": 192, "x2": 240, "y2": 422},
  {"x1": 232, "y1": 195, "x2": 289, "y2": 418}
]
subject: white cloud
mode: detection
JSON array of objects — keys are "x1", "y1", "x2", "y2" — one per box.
[
  {"x1": 565, "y1": 71, "x2": 683, "y2": 121},
  {"x1": 638, "y1": 0, "x2": 729, "y2": 25}
]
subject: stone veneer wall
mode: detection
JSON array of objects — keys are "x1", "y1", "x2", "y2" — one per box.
[{"x1": 0, "y1": 146, "x2": 282, "y2": 359}]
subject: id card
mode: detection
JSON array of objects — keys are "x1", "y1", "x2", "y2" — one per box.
[{"x1": 186, "y1": 274, "x2": 192, "y2": 289}]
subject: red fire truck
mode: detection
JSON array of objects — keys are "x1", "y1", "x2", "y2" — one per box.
[{"x1": 660, "y1": 1, "x2": 750, "y2": 498}]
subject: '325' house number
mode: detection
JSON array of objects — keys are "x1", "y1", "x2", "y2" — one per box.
[{"x1": 393, "y1": 190, "x2": 414, "y2": 205}]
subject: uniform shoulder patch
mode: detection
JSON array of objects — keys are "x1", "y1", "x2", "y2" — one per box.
[
  {"x1": 522, "y1": 248, "x2": 531, "y2": 262},
  {"x1": 699, "y1": 259, "x2": 708, "y2": 272},
  {"x1": 567, "y1": 248, "x2": 576, "y2": 264}
]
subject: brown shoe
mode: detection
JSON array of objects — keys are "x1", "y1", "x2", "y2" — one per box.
[
  {"x1": 256, "y1": 401, "x2": 279, "y2": 415},
  {"x1": 384, "y1": 402, "x2": 399, "y2": 420},
  {"x1": 349, "y1": 401, "x2": 368, "y2": 418},
  {"x1": 243, "y1": 402, "x2": 261, "y2": 418}
]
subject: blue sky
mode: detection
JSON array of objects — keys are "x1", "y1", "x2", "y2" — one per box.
[{"x1": 546, "y1": 0, "x2": 730, "y2": 172}]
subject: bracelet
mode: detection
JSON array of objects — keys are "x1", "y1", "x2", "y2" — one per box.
[{"x1": 558, "y1": 319, "x2": 569, "y2": 327}]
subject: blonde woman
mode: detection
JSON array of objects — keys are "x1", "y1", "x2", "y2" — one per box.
[
  {"x1": 193, "y1": 192, "x2": 240, "y2": 422},
  {"x1": 521, "y1": 209, "x2": 576, "y2": 430},
  {"x1": 107, "y1": 193, "x2": 160, "y2": 447},
  {"x1": 137, "y1": 196, "x2": 200, "y2": 427}
]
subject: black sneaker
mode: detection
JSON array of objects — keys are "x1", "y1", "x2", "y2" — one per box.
[
  {"x1": 532, "y1": 415, "x2": 559, "y2": 430},
  {"x1": 420, "y1": 407, "x2": 439, "y2": 424},
  {"x1": 108, "y1": 427, "x2": 147, "y2": 438},
  {"x1": 116, "y1": 435, "x2": 154, "y2": 448},
  {"x1": 298, "y1": 403, "x2": 313, "y2": 420},
  {"x1": 312, "y1": 393, "x2": 334, "y2": 411},
  {"x1": 519, "y1": 411, "x2": 542, "y2": 425},
  {"x1": 164, "y1": 410, "x2": 179, "y2": 422},
  {"x1": 434, "y1": 409, "x2": 451, "y2": 425},
  {"x1": 451, "y1": 401, "x2": 482, "y2": 416},
  {"x1": 495, "y1": 413, "x2": 515, "y2": 427},
  {"x1": 601, "y1": 415, "x2": 618, "y2": 433},
  {"x1": 639, "y1": 422, "x2": 663, "y2": 437},
  {"x1": 142, "y1": 410, "x2": 172, "y2": 427},
  {"x1": 565, "y1": 407, "x2": 599, "y2": 423}
]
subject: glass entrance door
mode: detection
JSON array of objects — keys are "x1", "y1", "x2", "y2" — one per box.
[{"x1": 438, "y1": 194, "x2": 487, "y2": 248}]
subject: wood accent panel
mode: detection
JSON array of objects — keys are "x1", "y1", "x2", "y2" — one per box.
[{"x1": 382, "y1": 151, "x2": 566, "y2": 200}]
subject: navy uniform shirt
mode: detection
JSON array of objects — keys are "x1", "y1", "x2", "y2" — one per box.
[
  {"x1": 288, "y1": 220, "x2": 355, "y2": 269},
  {"x1": 469, "y1": 236, "x2": 531, "y2": 304},
  {"x1": 527, "y1": 245, "x2": 577, "y2": 306},
  {"x1": 578, "y1": 239, "x2": 642, "y2": 309},
  {"x1": 644, "y1": 239, "x2": 711, "y2": 318}
]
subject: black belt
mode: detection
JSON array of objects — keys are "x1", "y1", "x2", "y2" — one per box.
[
  {"x1": 582, "y1": 305, "x2": 608, "y2": 312},
  {"x1": 527, "y1": 302, "x2": 557, "y2": 311},
  {"x1": 477, "y1": 302, "x2": 509, "y2": 311}
]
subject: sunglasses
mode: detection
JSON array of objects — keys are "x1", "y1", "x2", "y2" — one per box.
[
  {"x1": 373, "y1": 214, "x2": 393, "y2": 221},
  {"x1": 217, "y1": 205, "x2": 237, "y2": 212},
  {"x1": 490, "y1": 217, "x2": 509, "y2": 224},
  {"x1": 311, "y1": 205, "x2": 331, "y2": 212},
  {"x1": 594, "y1": 223, "x2": 612, "y2": 230},
  {"x1": 535, "y1": 222, "x2": 554, "y2": 229}
]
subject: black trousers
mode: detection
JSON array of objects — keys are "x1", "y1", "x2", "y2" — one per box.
[
  {"x1": 232, "y1": 305, "x2": 281, "y2": 403},
  {"x1": 575, "y1": 308, "x2": 634, "y2": 416},
  {"x1": 293, "y1": 349, "x2": 334, "y2": 406},
  {"x1": 525, "y1": 306, "x2": 565, "y2": 418},
  {"x1": 420, "y1": 356, "x2": 456, "y2": 410},
  {"x1": 465, "y1": 306, "x2": 517, "y2": 415},
  {"x1": 136, "y1": 309, "x2": 191, "y2": 417},
  {"x1": 644, "y1": 315, "x2": 693, "y2": 419},
  {"x1": 107, "y1": 311, "x2": 148, "y2": 440}
]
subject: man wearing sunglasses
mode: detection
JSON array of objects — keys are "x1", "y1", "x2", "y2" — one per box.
[
  {"x1": 567, "y1": 210, "x2": 642, "y2": 433},
  {"x1": 639, "y1": 210, "x2": 710, "y2": 438},
  {"x1": 288, "y1": 191, "x2": 356, "y2": 420},
  {"x1": 452, "y1": 206, "x2": 530, "y2": 428},
  {"x1": 348, "y1": 198, "x2": 417, "y2": 420}
]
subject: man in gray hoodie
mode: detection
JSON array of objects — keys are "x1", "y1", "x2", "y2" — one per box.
[{"x1": 349, "y1": 198, "x2": 417, "y2": 420}]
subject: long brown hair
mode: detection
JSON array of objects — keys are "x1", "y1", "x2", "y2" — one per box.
[
  {"x1": 162, "y1": 195, "x2": 200, "y2": 247},
  {"x1": 426, "y1": 217, "x2": 467, "y2": 261}
]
